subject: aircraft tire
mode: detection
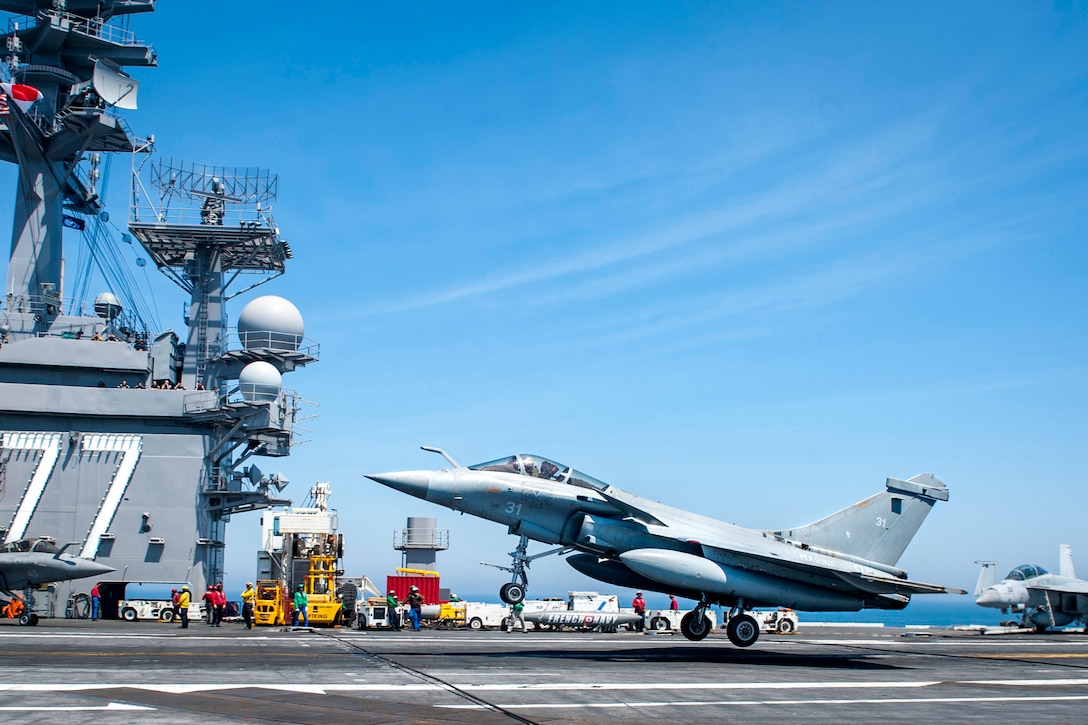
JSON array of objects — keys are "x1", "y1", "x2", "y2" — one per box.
[
  {"x1": 18, "y1": 612, "x2": 33, "y2": 626},
  {"x1": 776, "y1": 618, "x2": 795, "y2": 634},
  {"x1": 680, "y1": 611, "x2": 712, "y2": 641},
  {"x1": 651, "y1": 617, "x2": 669, "y2": 631},
  {"x1": 499, "y1": 583, "x2": 525, "y2": 604},
  {"x1": 726, "y1": 614, "x2": 760, "y2": 647},
  {"x1": 122, "y1": 607, "x2": 139, "y2": 622}
]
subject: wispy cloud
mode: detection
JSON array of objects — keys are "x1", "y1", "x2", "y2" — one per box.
[{"x1": 344, "y1": 114, "x2": 950, "y2": 318}]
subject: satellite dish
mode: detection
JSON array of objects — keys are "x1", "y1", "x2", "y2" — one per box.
[{"x1": 92, "y1": 57, "x2": 139, "y2": 110}]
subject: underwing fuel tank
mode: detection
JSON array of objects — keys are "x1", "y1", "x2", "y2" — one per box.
[{"x1": 619, "y1": 548, "x2": 865, "y2": 611}]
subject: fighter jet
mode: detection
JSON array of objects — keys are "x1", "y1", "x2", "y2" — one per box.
[
  {"x1": 0, "y1": 538, "x2": 115, "y2": 625},
  {"x1": 974, "y1": 544, "x2": 1088, "y2": 631},
  {"x1": 367, "y1": 447, "x2": 963, "y2": 648}
]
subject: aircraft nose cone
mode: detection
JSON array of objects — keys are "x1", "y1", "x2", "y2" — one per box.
[
  {"x1": 67, "y1": 557, "x2": 115, "y2": 580},
  {"x1": 366, "y1": 471, "x2": 431, "y2": 499},
  {"x1": 975, "y1": 588, "x2": 1002, "y2": 607}
]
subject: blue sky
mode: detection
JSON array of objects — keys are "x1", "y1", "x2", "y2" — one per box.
[{"x1": 5, "y1": 2, "x2": 1088, "y2": 607}]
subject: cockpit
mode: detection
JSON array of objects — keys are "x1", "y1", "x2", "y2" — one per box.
[
  {"x1": 1, "y1": 538, "x2": 60, "y2": 554},
  {"x1": 469, "y1": 454, "x2": 610, "y2": 492},
  {"x1": 1005, "y1": 564, "x2": 1047, "y2": 581}
]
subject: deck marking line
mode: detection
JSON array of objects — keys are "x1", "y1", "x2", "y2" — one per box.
[
  {"x1": 438, "y1": 694, "x2": 1088, "y2": 710},
  {"x1": 3, "y1": 677, "x2": 1088, "y2": 695},
  {"x1": 0, "y1": 702, "x2": 154, "y2": 712}
]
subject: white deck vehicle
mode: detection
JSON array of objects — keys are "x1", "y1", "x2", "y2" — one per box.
[{"x1": 118, "y1": 599, "x2": 205, "y2": 623}]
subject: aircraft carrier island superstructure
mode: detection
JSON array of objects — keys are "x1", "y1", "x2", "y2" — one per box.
[{"x1": 0, "y1": 2, "x2": 317, "y2": 617}]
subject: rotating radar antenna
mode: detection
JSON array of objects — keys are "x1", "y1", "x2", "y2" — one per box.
[{"x1": 128, "y1": 159, "x2": 297, "y2": 390}]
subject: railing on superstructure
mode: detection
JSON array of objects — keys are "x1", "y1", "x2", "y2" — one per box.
[
  {"x1": 130, "y1": 159, "x2": 278, "y2": 228},
  {"x1": 0, "y1": 292, "x2": 149, "y2": 343},
  {"x1": 5, "y1": 10, "x2": 155, "y2": 51},
  {"x1": 2, "y1": 13, "x2": 155, "y2": 140},
  {"x1": 394, "y1": 529, "x2": 451, "y2": 550},
  {"x1": 182, "y1": 384, "x2": 302, "y2": 422},
  {"x1": 221, "y1": 332, "x2": 321, "y2": 361}
]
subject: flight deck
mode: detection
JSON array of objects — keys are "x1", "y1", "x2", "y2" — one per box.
[{"x1": 2, "y1": 620, "x2": 1087, "y2": 724}]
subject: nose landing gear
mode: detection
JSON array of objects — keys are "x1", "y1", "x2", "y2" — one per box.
[{"x1": 482, "y1": 535, "x2": 571, "y2": 605}]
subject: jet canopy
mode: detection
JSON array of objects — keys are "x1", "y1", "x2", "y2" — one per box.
[
  {"x1": 469, "y1": 454, "x2": 609, "y2": 491},
  {"x1": 1006, "y1": 564, "x2": 1048, "y2": 581},
  {"x1": 1, "y1": 539, "x2": 60, "y2": 554}
]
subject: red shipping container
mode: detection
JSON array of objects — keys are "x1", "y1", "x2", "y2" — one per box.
[{"x1": 386, "y1": 574, "x2": 440, "y2": 605}]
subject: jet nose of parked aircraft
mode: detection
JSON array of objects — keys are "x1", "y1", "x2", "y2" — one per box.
[
  {"x1": 65, "y1": 557, "x2": 116, "y2": 580},
  {"x1": 366, "y1": 470, "x2": 431, "y2": 499},
  {"x1": 974, "y1": 587, "x2": 1002, "y2": 606}
]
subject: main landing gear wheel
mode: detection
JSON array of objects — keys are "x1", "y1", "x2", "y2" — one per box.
[
  {"x1": 680, "y1": 611, "x2": 712, "y2": 641},
  {"x1": 499, "y1": 582, "x2": 525, "y2": 604},
  {"x1": 726, "y1": 614, "x2": 760, "y2": 647},
  {"x1": 18, "y1": 612, "x2": 38, "y2": 626}
]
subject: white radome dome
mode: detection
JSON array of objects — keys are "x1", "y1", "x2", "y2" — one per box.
[
  {"x1": 239, "y1": 361, "x2": 282, "y2": 403},
  {"x1": 94, "y1": 292, "x2": 123, "y2": 321},
  {"x1": 237, "y1": 295, "x2": 304, "y2": 351}
]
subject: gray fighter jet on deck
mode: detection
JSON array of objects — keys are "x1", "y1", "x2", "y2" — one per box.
[
  {"x1": 974, "y1": 544, "x2": 1088, "y2": 631},
  {"x1": 0, "y1": 538, "x2": 115, "y2": 625},
  {"x1": 368, "y1": 447, "x2": 963, "y2": 648}
]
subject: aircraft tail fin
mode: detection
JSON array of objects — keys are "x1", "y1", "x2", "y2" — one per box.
[
  {"x1": 1059, "y1": 544, "x2": 1076, "y2": 579},
  {"x1": 974, "y1": 561, "x2": 997, "y2": 597},
  {"x1": 773, "y1": 474, "x2": 948, "y2": 567}
]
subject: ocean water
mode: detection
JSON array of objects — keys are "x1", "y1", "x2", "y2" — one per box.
[{"x1": 801, "y1": 597, "x2": 998, "y2": 627}]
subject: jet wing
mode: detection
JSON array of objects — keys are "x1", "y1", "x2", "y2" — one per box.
[
  {"x1": 833, "y1": 569, "x2": 967, "y2": 596},
  {"x1": 698, "y1": 538, "x2": 966, "y2": 597},
  {"x1": 597, "y1": 488, "x2": 668, "y2": 527},
  {"x1": 1026, "y1": 581, "x2": 1088, "y2": 596}
]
